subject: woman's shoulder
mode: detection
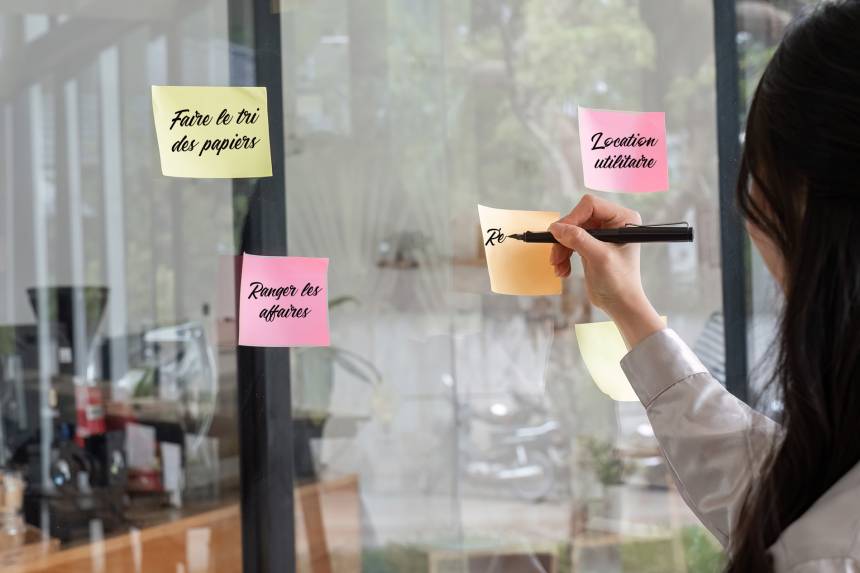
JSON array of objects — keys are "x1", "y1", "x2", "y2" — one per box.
[{"x1": 771, "y1": 462, "x2": 860, "y2": 571}]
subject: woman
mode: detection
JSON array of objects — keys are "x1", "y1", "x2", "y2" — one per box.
[{"x1": 549, "y1": 2, "x2": 860, "y2": 571}]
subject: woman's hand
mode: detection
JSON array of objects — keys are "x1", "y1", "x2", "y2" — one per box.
[{"x1": 549, "y1": 194, "x2": 664, "y2": 348}]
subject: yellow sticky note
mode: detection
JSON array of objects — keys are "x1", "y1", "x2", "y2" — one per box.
[
  {"x1": 477, "y1": 205, "x2": 561, "y2": 296},
  {"x1": 575, "y1": 318, "x2": 667, "y2": 402},
  {"x1": 151, "y1": 85, "x2": 272, "y2": 178}
]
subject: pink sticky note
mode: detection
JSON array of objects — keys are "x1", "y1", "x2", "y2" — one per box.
[
  {"x1": 577, "y1": 107, "x2": 669, "y2": 193},
  {"x1": 238, "y1": 254, "x2": 330, "y2": 347}
]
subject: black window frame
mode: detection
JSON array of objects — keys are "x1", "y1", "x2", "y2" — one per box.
[
  {"x1": 713, "y1": 0, "x2": 750, "y2": 403},
  {"x1": 229, "y1": 1, "x2": 296, "y2": 572}
]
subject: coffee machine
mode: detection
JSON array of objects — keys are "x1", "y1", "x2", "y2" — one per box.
[{"x1": 7, "y1": 286, "x2": 127, "y2": 542}]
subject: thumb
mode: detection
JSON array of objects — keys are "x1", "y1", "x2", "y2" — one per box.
[{"x1": 549, "y1": 222, "x2": 607, "y2": 262}]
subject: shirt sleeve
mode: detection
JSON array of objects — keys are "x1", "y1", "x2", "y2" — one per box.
[{"x1": 620, "y1": 328, "x2": 780, "y2": 548}]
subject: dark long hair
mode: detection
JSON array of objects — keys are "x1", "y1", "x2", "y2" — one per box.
[{"x1": 732, "y1": 2, "x2": 860, "y2": 571}]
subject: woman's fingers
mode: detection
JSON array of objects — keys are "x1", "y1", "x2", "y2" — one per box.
[
  {"x1": 549, "y1": 241, "x2": 573, "y2": 277},
  {"x1": 549, "y1": 195, "x2": 640, "y2": 275},
  {"x1": 550, "y1": 243, "x2": 572, "y2": 265},
  {"x1": 559, "y1": 194, "x2": 641, "y2": 229},
  {"x1": 549, "y1": 222, "x2": 607, "y2": 263},
  {"x1": 547, "y1": 195, "x2": 649, "y2": 321}
]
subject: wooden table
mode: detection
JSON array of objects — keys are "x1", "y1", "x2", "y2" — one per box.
[{"x1": 0, "y1": 475, "x2": 360, "y2": 573}]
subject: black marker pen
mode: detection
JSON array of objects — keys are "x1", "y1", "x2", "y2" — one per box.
[{"x1": 508, "y1": 224, "x2": 693, "y2": 244}]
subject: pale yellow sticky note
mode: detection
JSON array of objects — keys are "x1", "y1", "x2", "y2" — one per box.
[
  {"x1": 151, "y1": 85, "x2": 272, "y2": 178},
  {"x1": 478, "y1": 205, "x2": 562, "y2": 296},
  {"x1": 575, "y1": 317, "x2": 667, "y2": 402}
]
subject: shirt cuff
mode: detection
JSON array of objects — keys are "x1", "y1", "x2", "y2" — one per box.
[{"x1": 620, "y1": 328, "x2": 708, "y2": 408}]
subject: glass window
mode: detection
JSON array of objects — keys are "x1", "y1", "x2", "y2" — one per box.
[{"x1": 283, "y1": 1, "x2": 725, "y2": 571}]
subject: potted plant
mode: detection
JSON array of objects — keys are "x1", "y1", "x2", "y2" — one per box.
[
  {"x1": 291, "y1": 296, "x2": 383, "y2": 479},
  {"x1": 579, "y1": 436, "x2": 629, "y2": 523}
]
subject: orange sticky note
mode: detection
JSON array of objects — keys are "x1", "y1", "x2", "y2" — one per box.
[{"x1": 478, "y1": 205, "x2": 561, "y2": 296}]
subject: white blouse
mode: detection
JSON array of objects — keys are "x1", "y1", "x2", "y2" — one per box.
[{"x1": 621, "y1": 328, "x2": 860, "y2": 572}]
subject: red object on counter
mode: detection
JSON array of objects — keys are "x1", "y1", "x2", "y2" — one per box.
[{"x1": 75, "y1": 385, "x2": 106, "y2": 440}]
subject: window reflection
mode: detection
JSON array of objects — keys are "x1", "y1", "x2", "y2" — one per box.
[
  {"x1": 0, "y1": 2, "x2": 242, "y2": 572},
  {"x1": 24, "y1": 14, "x2": 49, "y2": 43},
  {"x1": 284, "y1": 1, "x2": 726, "y2": 571}
]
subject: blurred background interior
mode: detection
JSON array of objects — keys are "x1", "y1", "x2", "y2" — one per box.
[{"x1": 0, "y1": 0, "x2": 812, "y2": 571}]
